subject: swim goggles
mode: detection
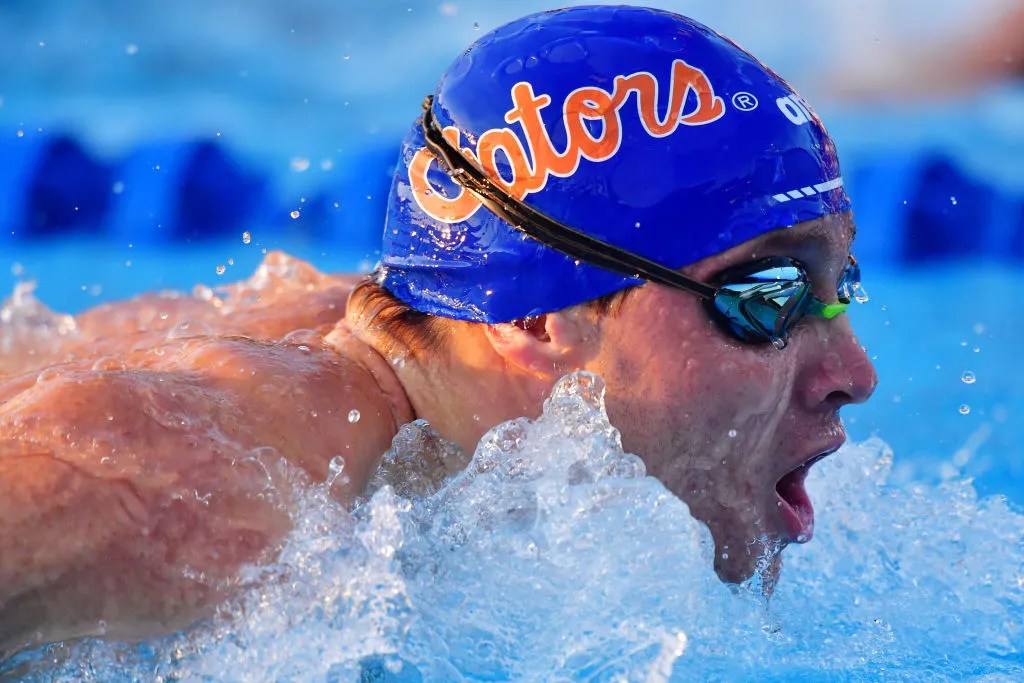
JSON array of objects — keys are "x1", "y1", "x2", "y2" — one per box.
[{"x1": 419, "y1": 97, "x2": 867, "y2": 349}]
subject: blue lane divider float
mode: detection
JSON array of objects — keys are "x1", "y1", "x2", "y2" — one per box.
[
  {"x1": 108, "y1": 140, "x2": 268, "y2": 244},
  {"x1": 1, "y1": 129, "x2": 1022, "y2": 265},
  {"x1": 0, "y1": 130, "x2": 111, "y2": 242}
]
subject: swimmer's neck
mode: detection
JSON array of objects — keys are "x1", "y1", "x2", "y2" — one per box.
[
  {"x1": 324, "y1": 322, "x2": 415, "y2": 435},
  {"x1": 334, "y1": 318, "x2": 548, "y2": 457}
]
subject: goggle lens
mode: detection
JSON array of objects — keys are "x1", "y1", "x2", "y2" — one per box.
[
  {"x1": 706, "y1": 257, "x2": 863, "y2": 348},
  {"x1": 709, "y1": 262, "x2": 811, "y2": 346}
]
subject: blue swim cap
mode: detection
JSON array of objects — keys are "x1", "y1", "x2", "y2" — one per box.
[{"x1": 379, "y1": 5, "x2": 850, "y2": 323}]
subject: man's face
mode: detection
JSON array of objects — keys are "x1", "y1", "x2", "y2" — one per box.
[{"x1": 586, "y1": 213, "x2": 877, "y2": 585}]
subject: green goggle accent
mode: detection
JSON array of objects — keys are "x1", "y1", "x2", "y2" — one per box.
[{"x1": 810, "y1": 301, "x2": 849, "y2": 320}]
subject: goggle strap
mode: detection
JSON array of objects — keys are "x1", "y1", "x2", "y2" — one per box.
[{"x1": 420, "y1": 96, "x2": 719, "y2": 301}]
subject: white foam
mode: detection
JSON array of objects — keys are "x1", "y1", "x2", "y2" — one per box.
[{"x1": 5, "y1": 372, "x2": 1022, "y2": 681}]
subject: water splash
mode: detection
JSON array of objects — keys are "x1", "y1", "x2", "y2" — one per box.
[
  {"x1": 4, "y1": 372, "x2": 1022, "y2": 681},
  {"x1": 0, "y1": 281, "x2": 78, "y2": 365}
]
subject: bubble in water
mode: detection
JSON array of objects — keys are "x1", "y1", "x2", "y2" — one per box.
[
  {"x1": 216, "y1": 264, "x2": 226, "y2": 275},
  {"x1": 290, "y1": 210, "x2": 301, "y2": 219},
  {"x1": 961, "y1": 371, "x2": 976, "y2": 384},
  {"x1": 950, "y1": 196, "x2": 958, "y2": 205},
  {"x1": 242, "y1": 231, "x2": 252, "y2": 244},
  {"x1": 348, "y1": 409, "x2": 361, "y2": 423},
  {"x1": 727, "y1": 429, "x2": 738, "y2": 438},
  {"x1": 959, "y1": 404, "x2": 971, "y2": 415}
]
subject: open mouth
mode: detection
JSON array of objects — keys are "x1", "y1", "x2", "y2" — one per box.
[{"x1": 775, "y1": 451, "x2": 833, "y2": 543}]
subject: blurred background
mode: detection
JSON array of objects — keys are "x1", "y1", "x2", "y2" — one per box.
[{"x1": 1, "y1": 0, "x2": 1022, "y2": 497}]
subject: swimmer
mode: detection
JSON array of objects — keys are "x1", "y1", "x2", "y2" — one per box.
[{"x1": 0, "y1": 6, "x2": 876, "y2": 653}]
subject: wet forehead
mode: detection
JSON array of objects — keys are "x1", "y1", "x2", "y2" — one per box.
[
  {"x1": 757, "y1": 214, "x2": 854, "y2": 265},
  {"x1": 688, "y1": 213, "x2": 855, "y2": 279}
]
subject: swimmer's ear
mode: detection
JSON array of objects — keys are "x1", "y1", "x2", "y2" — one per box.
[{"x1": 483, "y1": 309, "x2": 599, "y2": 379}]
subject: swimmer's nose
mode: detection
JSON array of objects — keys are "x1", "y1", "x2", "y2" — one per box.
[{"x1": 798, "y1": 316, "x2": 878, "y2": 411}]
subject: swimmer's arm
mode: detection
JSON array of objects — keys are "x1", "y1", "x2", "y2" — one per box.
[
  {"x1": 0, "y1": 381, "x2": 293, "y2": 653},
  {"x1": 1, "y1": 253, "x2": 363, "y2": 375},
  {"x1": 0, "y1": 336, "x2": 401, "y2": 653}
]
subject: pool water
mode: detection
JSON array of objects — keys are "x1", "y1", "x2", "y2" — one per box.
[
  {"x1": 1, "y1": 371, "x2": 1020, "y2": 681},
  {"x1": 0, "y1": 247, "x2": 1022, "y2": 681}
]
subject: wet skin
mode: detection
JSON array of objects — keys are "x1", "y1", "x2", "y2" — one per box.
[
  {"x1": 582, "y1": 212, "x2": 877, "y2": 583},
  {"x1": 0, "y1": 254, "x2": 412, "y2": 651},
  {"x1": 0, "y1": 215, "x2": 876, "y2": 651}
]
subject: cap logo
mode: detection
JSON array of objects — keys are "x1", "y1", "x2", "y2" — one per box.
[{"x1": 409, "y1": 59, "x2": 726, "y2": 223}]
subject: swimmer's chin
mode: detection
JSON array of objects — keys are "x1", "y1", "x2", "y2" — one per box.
[{"x1": 713, "y1": 540, "x2": 785, "y2": 596}]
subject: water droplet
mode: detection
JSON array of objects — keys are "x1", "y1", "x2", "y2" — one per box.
[
  {"x1": 959, "y1": 404, "x2": 970, "y2": 415},
  {"x1": 326, "y1": 455, "x2": 348, "y2": 489},
  {"x1": 242, "y1": 231, "x2": 252, "y2": 244},
  {"x1": 961, "y1": 371, "x2": 976, "y2": 384},
  {"x1": 35, "y1": 367, "x2": 63, "y2": 384},
  {"x1": 727, "y1": 429, "x2": 738, "y2": 438},
  {"x1": 348, "y1": 409, "x2": 361, "y2": 423},
  {"x1": 473, "y1": 22, "x2": 480, "y2": 30},
  {"x1": 166, "y1": 320, "x2": 212, "y2": 340},
  {"x1": 290, "y1": 210, "x2": 301, "y2": 219},
  {"x1": 343, "y1": 53, "x2": 351, "y2": 60},
  {"x1": 216, "y1": 264, "x2": 226, "y2": 275},
  {"x1": 296, "y1": 344, "x2": 310, "y2": 352},
  {"x1": 852, "y1": 283, "x2": 870, "y2": 303}
]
